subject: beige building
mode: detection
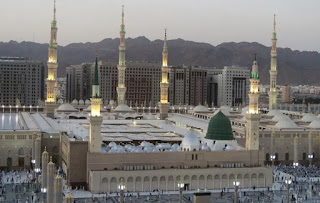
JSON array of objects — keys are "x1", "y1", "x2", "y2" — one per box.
[{"x1": 281, "y1": 84, "x2": 291, "y2": 103}]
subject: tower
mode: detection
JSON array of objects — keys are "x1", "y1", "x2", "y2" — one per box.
[
  {"x1": 64, "y1": 188, "x2": 74, "y2": 203},
  {"x1": 116, "y1": 5, "x2": 127, "y2": 106},
  {"x1": 159, "y1": 29, "x2": 170, "y2": 120},
  {"x1": 47, "y1": 157, "x2": 55, "y2": 203},
  {"x1": 246, "y1": 56, "x2": 261, "y2": 150},
  {"x1": 41, "y1": 147, "x2": 49, "y2": 193},
  {"x1": 54, "y1": 172, "x2": 63, "y2": 203},
  {"x1": 88, "y1": 53, "x2": 102, "y2": 153},
  {"x1": 268, "y1": 15, "x2": 278, "y2": 110},
  {"x1": 46, "y1": 0, "x2": 58, "y2": 118}
]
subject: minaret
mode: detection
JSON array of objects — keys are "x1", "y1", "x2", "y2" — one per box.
[
  {"x1": 268, "y1": 14, "x2": 278, "y2": 110},
  {"x1": 64, "y1": 188, "x2": 74, "y2": 203},
  {"x1": 88, "y1": 52, "x2": 102, "y2": 153},
  {"x1": 35, "y1": 136, "x2": 41, "y2": 170},
  {"x1": 159, "y1": 29, "x2": 170, "y2": 120},
  {"x1": 47, "y1": 157, "x2": 55, "y2": 203},
  {"x1": 54, "y1": 172, "x2": 63, "y2": 203},
  {"x1": 46, "y1": 0, "x2": 59, "y2": 118},
  {"x1": 246, "y1": 56, "x2": 261, "y2": 150},
  {"x1": 116, "y1": 5, "x2": 127, "y2": 106},
  {"x1": 41, "y1": 147, "x2": 49, "y2": 193}
]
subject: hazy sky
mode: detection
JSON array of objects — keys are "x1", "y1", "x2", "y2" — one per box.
[{"x1": 1, "y1": 0, "x2": 319, "y2": 52}]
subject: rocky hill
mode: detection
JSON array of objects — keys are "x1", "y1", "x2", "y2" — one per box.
[{"x1": 1, "y1": 37, "x2": 320, "y2": 85}]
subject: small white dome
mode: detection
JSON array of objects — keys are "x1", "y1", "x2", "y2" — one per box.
[
  {"x1": 275, "y1": 119, "x2": 298, "y2": 129},
  {"x1": 267, "y1": 109, "x2": 282, "y2": 116},
  {"x1": 57, "y1": 104, "x2": 78, "y2": 112},
  {"x1": 72, "y1": 99, "x2": 78, "y2": 105},
  {"x1": 79, "y1": 99, "x2": 85, "y2": 105},
  {"x1": 241, "y1": 106, "x2": 249, "y2": 116},
  {"x1": 301, "y1": 113, "x2": 318, "y2": 122},
  {"x1": 201, "y1": 143, "x2": 211, "y2": 151},
  {"x1": 57, "y1": 99, "x2": 64, "y2": 104},
  {"x1": 114, "y1": 104, "x2": 134, "y2": 112},
  {"x1": 85, "y1": 99, "x2": 91, "y2": 105},
  {"x1": 272, "y1": 114, "x2": 290, "y2": 122},
  {"x1": 193, "y1": 105, "x2": 210, "y2": 113},
  {"x1": 308, "y1": 119, "x2": 320, "y2": 128},
  {"x1": 181, "y1": 132, "x2": 200, "y2": 151}
]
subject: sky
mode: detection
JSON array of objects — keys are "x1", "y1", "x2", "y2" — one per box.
[{"x1": 0, "y1": 0, "x2": 319, "y2": 52}]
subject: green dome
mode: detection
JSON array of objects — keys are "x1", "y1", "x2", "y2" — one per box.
[{"x1": 205, "y1": 111, "x2": 234, "y2": 140}]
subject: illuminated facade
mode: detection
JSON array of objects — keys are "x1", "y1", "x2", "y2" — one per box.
[
  {"x1": 246, "y1": 57, "x2": 260, "y2": 151},
  {"x1": 159, "y1": 29, "x2": 170, "y2": 119},
  {"x1": 89, "y1": 54, "x2": 102, "y2": 153},
  {"x1": 46, "y1": 1, "x2": 58, "y2": 118},
  {"x1": 268, "y1": 15, "x2": 278, "y2": 110},
  {"x1": 116, "y1": 6, "x2": 127, "y2": 106}
]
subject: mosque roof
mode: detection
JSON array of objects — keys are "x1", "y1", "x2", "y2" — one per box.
[
  {"x1": 308, "y1": 119, "x2": 320, "y2": 128},
  {"x1": 206, "y1": 111, "x2": 234, "y2": 140},
  {"x1": 114, "y1": 104, "x2": 134, "y2": 112},
  {"x1": 275, "y1": 119, "x2": 298, "y2": 129},
  {"x1": 267, "y1": 109, "x2": 282, "y2": 116}
]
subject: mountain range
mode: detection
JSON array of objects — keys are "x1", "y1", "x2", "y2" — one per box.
[{"x1": 1, "y1": 37, "x2": 320, "y2": 85}]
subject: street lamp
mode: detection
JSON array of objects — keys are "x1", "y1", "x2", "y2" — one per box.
[
  {"x1": 34, "y1": 168, "x2": 41, "y2": 191},
  {"x1": 270, "y1": 155, "x2": 275, "y2": 167},
  {"x1": 118, "y1": 178, "x2": 125, "y2": 203},
  {"x1": 177, "y1": 177, "x2": 184, "y2": 203},
  {"x1": 308, "y1": 154, "x2": 313, "y2": 167},
  {"x1": 285, "y1": 178, "x2": 292, "y2": 203},
  {"x1": 41, "y1": 187, "x2": 47, "y2": 202},
  {"x1": 293, "y1": 162, "x2": 299, "y2": 183},
  {"x1": 233, "y1": 178, "x2": 240, "y2": 203}
]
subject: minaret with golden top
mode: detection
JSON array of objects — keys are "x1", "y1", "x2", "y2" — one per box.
[
  {"x1": 246, "y1": 56, "x2": 261, "y2": 150},
  {"x1": 159, "y1": 29, "x2": 170, "y2": 120},
  {"x1": 46, "y1": 0, "x2": 58, "y2": 118}
]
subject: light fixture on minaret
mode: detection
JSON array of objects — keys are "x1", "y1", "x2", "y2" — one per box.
[
  {"x1": 159, "y1": 29, "x2": 170, "y2": 120},
  {"x1": 246, "y1": 55, "x2": 261, "y2": 151},
  {"x1": 88, "y1": 51, "x2": 103, "y2": 153},
  {"x1": 45, "y1": 0, "x2": 58, "y2": 118},
  {"x1": 268, "y1": 14, "x2": 278, "y2": 110}
]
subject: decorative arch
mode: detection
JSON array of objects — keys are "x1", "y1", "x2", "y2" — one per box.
[
  {"x1": 18, "y1": 148, "x2": 24, "y2": 156},
  {"x1": 151, "y1": 176, "x2": 158, "y2": 191},
  {"x1": 143, "y1": 176, "x2": 150, "y2": 191},
  {"x1": 214, "y1": 175, "x2": 220, "y2": 189},
  {"x1": 199, "y1": 175, "x2": 205, "y2": 190},
  {"x1": 258, "y1": 173, "x2": 265, "y2": 187},
  {"x1": 229, "y1": 174, "x2": 235, "y2": 188},
  {"x1": 244, "y1": 174, "x2": 250, "y2": 188},
  {"x1": 135, "y1": 177, "x2": 142, "y2": 192},
  {"x1": 159, "y1": 176, "x2": 166, "y2": 191},
  {"x1": 221, "y1": 174, "x2": 228, "y2": 189},
  {"x1": 207, "y1": 175, "x2": 213, "y2": 190},
  {"x1": 127, "y1": 177, "x2": 134, "y2": 192},
  {"x1": 251, "y1": 173, "x2": 257, "y2": 188},
  {"x1": 191, "y1": 175, "x2": 198, "y2": 190},
  {"x1": 167, "y1": 176, "x2": 174, "y2": 191},
  {"x1": 110, "y1": 177, "x2": 117, "y2": 192},
  {"x1": 101, "y1": 178, "x2": 108, "y2": 192}
]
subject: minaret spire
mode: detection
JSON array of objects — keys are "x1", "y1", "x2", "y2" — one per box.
[
  {"x1": 246, "y1": 55, "x2": 261, "y2": 150},
  {"x1": 45, "y1": 0, "x2": 59, "y2": 118},
  {"x1": 268, "y1": 14, "x2": 278, "y2": 110},
  {"x1": 92, "y1": 50, "x2": 100, "y2": 97},
  {"x1": 159, "y1": 29, "x2": 170, "y2": 119},
  {"x1": 116, "y1": 5, "x2": 127, "y2": 106}
]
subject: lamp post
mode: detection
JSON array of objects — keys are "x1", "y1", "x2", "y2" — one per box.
[
  {"x1": 41, "y1": 188, "x2": 47, "y2": 202},
  {"x1": 34, "y1": 168, "x2": 41, "y2": 191},
  {"x1": 285, "y1": 178, "x2": 292, "y2": 203},
  {"x1": 118, "y1": 178, "x2": 125, "y2": 203},
  {"x1": 177, "y1": 177, "x2": 184, "y2": 203},
  {"x1": 270, "y1": 155, "x2": 275, "y2": 167},
  {"x1": 308, "y1": 154, "x2": 313, "y2": 168},
  {"x1": 1, "y1": 105, "x2": 4, "y2": 113},
  {"x1": 16, "y1": 105, "x2": 18, "y2": 113},
  {"x1": 233, "y1": 178, "x2": 240, "y2": 203},
  {"x1": 9, "y1": 105, "x2": 11, "y2": 114},
  {"x1": 293, "y1": 162, "x2": 298, "y2": 183}
]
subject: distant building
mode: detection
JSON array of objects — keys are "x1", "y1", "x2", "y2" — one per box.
[
  {"x1": 66, "y1": 63, "x2": 94, "y2": 102},
  {"x1": 282, "y1": 84, "x2": 291, "y2": 103},
  {"x1": 168, "y1": 66, "x2": 207, "y2": 106},
  {"x1": 0, "y1": 57, "x2": 44, "y2": 106},
  {"x1": 99, "y1": 61, "x2": 162, "y2": 107},
  {"x1": 207, "y1": 66, "x2": 250, "y2": 107}
]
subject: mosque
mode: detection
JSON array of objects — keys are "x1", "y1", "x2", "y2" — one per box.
[{"x1": 0, "y1": 2, "x2": 318, "y2": 200}]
